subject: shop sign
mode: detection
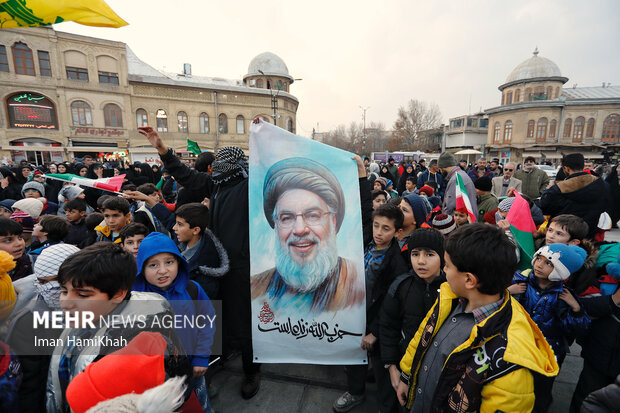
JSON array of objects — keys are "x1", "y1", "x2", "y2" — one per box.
[{"x1": 71, "y1": 127, "x2": 125, "y2": 137}]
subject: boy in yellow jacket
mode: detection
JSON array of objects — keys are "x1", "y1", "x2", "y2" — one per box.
[{"x1": 396, "y1": 223, "x2": 559, "y2": 413}]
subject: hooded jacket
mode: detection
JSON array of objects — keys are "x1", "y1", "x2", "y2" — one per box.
[{"x1": 133, "y1": 232, "x2": 215, "y2": 368}]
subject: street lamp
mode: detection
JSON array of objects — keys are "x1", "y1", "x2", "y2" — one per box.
[
  {"x1": 258, "y1": 70, "x2": 283, "y2": 125},
  {"x1": 359, "y1": 106, "x2": 370, "y2": 154}
]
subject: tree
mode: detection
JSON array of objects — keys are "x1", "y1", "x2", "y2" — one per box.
[{"x1": 392, "y1": 99, "x2": 443, "y2": 150}]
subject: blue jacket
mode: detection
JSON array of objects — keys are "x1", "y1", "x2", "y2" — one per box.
[
  {"x1": 512, "y1": 269, "x2": 590, "y2": 363},
  {"x1": 467, "y1": 168, "x2": 494, "y2": 182},
  {"x1": 416, "y1": 169, "x2": 445, "y2": 198},
  {"x1": 133, "y1": 232, "x2": 215, "y2": 367}
]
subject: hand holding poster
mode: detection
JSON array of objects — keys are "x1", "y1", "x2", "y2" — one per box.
[{"x1": 249, "y1": 119, "x2": 366, "y2": 364}]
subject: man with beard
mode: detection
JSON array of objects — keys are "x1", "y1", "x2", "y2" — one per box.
[
  {"x1": 514, "y1": 156, "x2": 549, "y2": 200},
  {"x1": 251, "y1": 157, "x2": 363, "y2": 315}
]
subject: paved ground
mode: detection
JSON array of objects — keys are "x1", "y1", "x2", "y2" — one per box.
[{"x1": 211, "y1": 229, "x2": 620, "y2": 413}]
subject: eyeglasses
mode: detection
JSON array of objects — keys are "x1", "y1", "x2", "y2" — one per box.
[
  {"x1": 504, "y1": 168, "x2": 513, "y2": 171},
  {"x1": 276, "y1": 210, "x2": 332, "y2": 229}
]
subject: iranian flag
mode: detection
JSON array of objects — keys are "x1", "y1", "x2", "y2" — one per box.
[
  {"x1": 455, "y1": 173, "x2": 476, "y2": 223},
  {"x1": 44, "y1": 173, "x2": 125, "y2": 193},
  {"x1": 505, "y1": 191, "x2": 537, "y2": 270}
]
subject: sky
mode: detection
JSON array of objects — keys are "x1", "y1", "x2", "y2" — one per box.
[{"x1": 57, "y1": 0, "x2": 620, "y2": 137}]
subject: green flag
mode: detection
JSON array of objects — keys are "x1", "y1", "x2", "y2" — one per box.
[
  {"x1": 155, "y1": 177, "x2": 164, "y2": 191},
  {"x1": 186, "y1": 138, "x2": 201, "y2": 155}
]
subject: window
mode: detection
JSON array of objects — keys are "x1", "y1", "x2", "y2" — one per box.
[
  {"x1": 70, "y1": 101, "x2": 92, "y2": 125},
  {"x1": 527, "y1": 120, "x2": 535, "y2": 138},
  {"x1": 563, "y1": 118, "x2": 572, "y2": 138},
  {"x1": 450, "y1": 119, "x2": 464, "y2": 129},
  {"x1": 287, "y1": 117, "x2": 294, "y2": 133},
  {"x1": 506, "y1": 91, "x2": 512, "y2": 105},
  {"x1": 573, "y1": 116, "x2": 585, "y2": 142},
  {"x1": 493, "y1": 122, "x2": 500, "y2": 143},
  {"x1": 218, "y1": 114, "x2": 228, "y2": 133},
  {"x1": 536, "y1": 118, "x2": 547, "y2": 142},
  {"x1": 98, "y1": 71, "x2": 119, "y2": 85},
  {"x1": 602, "y1": 114, "x2": 620, "y2": 143},
  {"x1": 525, "y1": 88, "x2": 532, "y2": 102},
  {"x1": 0, "y1": 45, "x2": 8, "y2": 72},
  {"x1": 503, "y1": 121, "x2": 512, "y2": 142},
  {"x1": 549, "y1": 119, "x2": 557, "y2": 138},
  {"x1": 177, "y1": 111, "x2": 188, "y2": 133},
  {"x1": 236, "y1": 115, "x2": 245, "y2": 134},
  {"x1": 546, "y1": 86, "x2": 553, "y2": 100},
  {"x1": 514, "y1": 89, "x2": 520, "y2": 103},
  {"x1": 256, "y1": 79, "x2": 263, "y2": 88},
  {"x1": 479, "y1": 118, "x2": 489, "y2": 128},
  {"x1": 136, "y1": 109, "x2": 148, "y2": 128},
  {"x1": 12, "y1": 42, "x2": 34, "y2": 75},
  {"x1": 199, "y1": 113, "x2": 209, "y2": 133},
  {"x1": 533, "y1": 86, "x2": 545, "y2": 100},
  {"x1": 37, "y1": 51, "x2": 51, "y2": 76},
  {"x1": 586, "y1": 118, "x2": 595, "y2": 138},
  {"x1": 104, "y1": 103, "x2": 122, "y2": 127},
  {"x1": 156, "y1": 109, "x2": 168, "y2": 132},
  {"x1": 66, "y1": 66, "x2": 88, "y2": 81}
]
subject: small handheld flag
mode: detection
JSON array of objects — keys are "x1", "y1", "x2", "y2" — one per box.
[
  {"x1": 44, "y1": 173, "x2": 125, "y2": 193},
  {"x1": 506, "y1": 191, "x2": 537, "y2": 270},
  {"x1": 455, "y1": 173, "x2": 476, "y2": 223},
  {"x1": 186, "y1": 138, "x2": 201, "y2": 155}
]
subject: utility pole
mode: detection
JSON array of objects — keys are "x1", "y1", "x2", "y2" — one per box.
[{"x1": 359, "y1": 106, "x2": 370, "y2": 154}]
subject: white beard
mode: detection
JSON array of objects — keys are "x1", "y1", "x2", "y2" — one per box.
[{"x1": 274, "y1": 225, "x2": 339, "y2": 293}]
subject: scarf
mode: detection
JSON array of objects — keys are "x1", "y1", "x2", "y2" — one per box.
[
  {"x1": 211, "y1": 146, "x2": 248, "y2": 185},
  {"x1": 34, "y1": 278, "x2": 62, "y2": 310}
]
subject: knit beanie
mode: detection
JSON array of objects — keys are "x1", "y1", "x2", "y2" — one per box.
[
  {"x1": 58, "y1": 185, "x2": 85, "y2": 203},
  {"x1": 532, "y1": 244, "x2": 587, "y2": 282},
  {"x1": 403, "y1": 193, "x2": 431, "y2": 227},
  {"x1": 0, "y1": 199, "x2": 15, "y2": 214},
  {"x1": 437, "y1": 152, "x2": 457, "y2": 168},
  {"x1": 385, "y1": 179, "x2": 394, "y2": 190},
  {"x1": 10, "y1": 211, "x2": 34, "y2": 233},
  {"x1": 474, "y1": 176, "x2": 492, "y2": 192},
  {"x1": 66, "y1": 332, "x2": 168, "y2": 413},
  {"x1": 374, "y1": 177, "x2": 388, "y2": 190},
  {"x1": 419, "y1": 185, "x2": 434, "y2": 197},
  {"x1": 12, "y1": 198, "x2": 44, "y2": 220},
  {"x1": 432, "y1": 213, "x2": 457, "y2": 235},
  {"x1": 0, "y1": 250, "x2": 16, "y2": 320},
  {"x1": 498, "y1": 197, "x2": 515, "y2": 212},
  {"x1": 407, "y1": 228, "x2": 445, "y2": 266},
  {"x1": 21, "y1": 181, "x2": 45, "y2": 197}
]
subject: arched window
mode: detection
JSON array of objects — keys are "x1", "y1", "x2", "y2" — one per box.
[
  {"x1": 218, "y1": 113, "x2": 228, "y2": 134},
  {"x1": 236, "y1": 115, "x2": 245, "y2": 134},
  {"x1": 586, "y1": 118, "x2": 595, "y2": 138},
  {"x1": 104, "y1": 104, "x2": 122, "y2": 127},
  {"x1": 156, "y1": 109, "x2": 168, "y2": 132},
  {"x1": 514, "y1": 89, "x2": 521, "y2": 103},
  {"x1": 493, "y1": 122, "x2": 500, "y2": 143},
  {"x1": 136, "y1": 109, "x2": 148, "y2": 128},
  {"x1": 525, "y1": 88, "x2": 532, "y2": 102},
  {"x1": 199, "y1": 113, "x2": 209, "y2": 133},
  {"x1": 555, "y1": 87, "x2": 560, "y2": 98},
  {"x1": 546, "y1": 87, "x2": 553, "y2": 100},
  {"x1": 12, "y1": 42, "x2": 34, "y2": 75},
  {"x1": 549, "y1": 119, "x2": 557, "y2": 138},
  {"x1": 71, "y1": 101, "x2": 92, "y2": 126},
  {"x1": 573, "y1": 116, "x2": 585, "y2": 142},
  {"x1": 177, "y1": 111, "x2": 188, "y2": 133},
  {"x1": 286, "y1": 117, "x2": 294, "y2": 133},
  {"x1": 503, "y1": 121, "x2": 512, "y2": 142},
  {"x1": 563, "y1": 118, "x2": 572, "y2": 138},
  {"x1": 256, "y1": 79, "x2": 263, "y2": 88},
  {"x1": 602, "y1": 114, "x2": 620, "y2": 143},
  {"x1": 527, "y1": 120, "x2": 535, "y2": 138},
  {"x1": 536, "y1": 118, "x2": 547, "y2": 142},
  {"x1": 506, "y1": 91, "x2": 513, "y2": 105}
]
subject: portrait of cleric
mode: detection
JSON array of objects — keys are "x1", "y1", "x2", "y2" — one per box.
[{"x1": 251, "y1": 157, "x2": 364, "y2": 316}]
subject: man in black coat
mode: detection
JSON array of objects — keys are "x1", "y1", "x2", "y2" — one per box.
[{"x1": 539, "y1": 153, "x2": 609, "y2": 239}]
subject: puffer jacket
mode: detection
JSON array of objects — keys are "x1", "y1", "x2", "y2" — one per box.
[
  {"x1": 581, "y1": 374, "x2": 620, "y2": 413},
  {"x1": 399, "y1": 282, "x2": 559, "y2": 412},
  {"x1": 512, "y1": 269, "x2": 590, "y2": 363}
]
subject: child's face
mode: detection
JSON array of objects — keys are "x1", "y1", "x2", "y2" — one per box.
[
  {"x1": 24, "y1": 189, "x2": 41, "y2": 199},
  {"x1": 0, "y1": 234, "x2": 25, "y2": 259},
  {"x1": 60, "y1": 282, "x2": 126, "y2": 323},
  {"x1": 122, "y1": 234, "x2": 145, "y2": 257},
  {"x1": 173, "y1": 217, "x2": 199, "y2": 243},
  {"x1": 533, "y1": 255, "x2": 554, "y2": 280},
  {"x1": 399, "y1": 200, "x2": 415, "y2": 230},
  {"x1": 373, "y1": 181, "x2": 383, "y2": 191},
  {"x1": 545, "y1": 222, "x2": 572, "y2": 245},
  {"x1": 65, "y1": 209, "x2": 85, "y2": 223},
  {"x1": 0, "y1": 209, "x2": 12, "y2": 218},
  {"x1": 32, "y1": 223, "x2": 45, "y2": 238},
  {"x1": 444, "y1": 251, "x2": 468, "y2": 297},
  {"x1": 405, "y1": 180, "x2": 414, "y2": 191},
  {"x1": 372, "y1": 194, "x2": 386, "y2": 210},
  {"x1": 143, "y1": 252, "x2": 179, "y2": 291},
  {"x1": 372, "y1": 215, "x2": 398, "y2": 249},
  {"x1": 454, "y1": 211, "x2": 468, "y2": 226},
  {"x1": 103, "y1": 209, "x2": 130, "y2": 232},
  {"x1": 411, "y1": 248, "x2": 441, "y2": 281}
]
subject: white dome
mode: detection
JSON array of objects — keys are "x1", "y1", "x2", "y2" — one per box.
[
  {"x1": 244, "y1": 52, "x2": 292, "y2": 81},
  {"x1": 505, "y1": 49, "x2": 563, "y2": 83}
]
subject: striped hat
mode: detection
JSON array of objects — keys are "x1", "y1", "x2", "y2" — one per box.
[{"x1": 432, "y1": 213, "x2": 457, "y2": 235}]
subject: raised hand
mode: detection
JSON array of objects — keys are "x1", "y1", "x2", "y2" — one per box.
[{"x1": 138, "y1": 126, "x2": 168, "y2": 155}]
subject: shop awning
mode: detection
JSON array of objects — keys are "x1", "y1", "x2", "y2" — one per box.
[
  {"x1": 2, "y1": 145, "x2": 63, "y2": 151},
  {"x1": 541, "y1": 152, "x2": 562, "y2": 159},
  {"x1": 580, "y1": 152, "x2": 604, "y2": 159},
  {"x1": 66, "y1": 147, "x2": 120, "y2": 152},
  {"x1": 522, "y1": 152, "x2": 541, "y2": 158}
]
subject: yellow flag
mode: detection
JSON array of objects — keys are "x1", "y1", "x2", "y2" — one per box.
[{"x1": 0, "y1": 0, "x2": 128, "y2": 28}]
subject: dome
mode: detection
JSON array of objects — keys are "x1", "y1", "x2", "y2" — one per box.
[
  {"x1": 505, "y1": 48, "x2": 563, "y2": 83},
  {"x1": 244, "y1": 52, "x2": 293, "y2": 82}
]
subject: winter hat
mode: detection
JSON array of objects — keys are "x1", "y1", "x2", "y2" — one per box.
[
  {"x1": 498, "y1": 197, "x2": 516, "y2": 212},
  {"x1": 374, "y1": 177, "x2": 388, "y2": 190},
  {"x1": 407, "y1": 228, "x2": 445, "y2": 266},
  {"x1": 58, "y1": 185, "x2": 85, "y2": 203},
  {"x1": 21, "y1": 181, "x2": 45, "y2": 197},
  {"x1": 385, "y1": 179, "x2": 394, "y2": 190},
  {"x1": 532, "y1": 244, "x2": 587, "y2": 282},
  {"x1": 0, "y1": 250, "x2": 16, "y2": 320},
  {"x1": 10, "y1": 211, "x2": 34, "y2": 233},
  {"x1": 432, "y1": 213, "x2": 457, "y2": 235},
  {"x1": 403, "y1": 193, "x2": 432, "y2": 227},
  {"x1": 12, "y1": 198, "x2": 44, "y2": 220},
  {"x1": 419, "y1": 185, "x2": 434, "y2": 197},
  {"x1": 66, "y1": 332, "x2": 168, "y2": 413},
  {"x1": 34, "y1": 243, "x2": 79, "y2": 310},
  {"x1": 437, "y1": 152, "x2": 457, "y2": 168},
  {"x1": 474, "y1": 176, "x2": 492, "y2": 192},
  {"x1": 0, "y1": 199, "x2": 15, "y2": 214},
  {"x1": 369, "y1": 162, "x2": 380, "y2": 174}
]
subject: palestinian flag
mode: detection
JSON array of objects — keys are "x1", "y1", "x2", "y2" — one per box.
[
  {"x1": 505, "y1": 191, "x2": 537, "y2": 270},
  {"x1": 455, "y1": 173, "x2": 476, "y2": 223},
  {"x1": 44, "y1": 173, "x2": 125, "y2": 193}
]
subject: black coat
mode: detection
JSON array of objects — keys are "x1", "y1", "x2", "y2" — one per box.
[
  {"x1": 605, "y1": 164, "x2": 620, "y2": 227},
  {"x1": 539, "y1": 172, "x2": 609, "y2": 238},
  {"x1": 578, "y1": 295, "x2": 620, "y2": 379},
  {"x1": 359, "y1": 178, "x2": 373, "y2": 247},
  {"x1": 159, "y1": 150, "x2": 213, "y2": 203},
  {"x1": 581, "y1": 374, "x2": 620, "y2": 413}
]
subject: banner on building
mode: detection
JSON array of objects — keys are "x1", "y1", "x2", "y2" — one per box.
[{"x1": 249, "y1": 119, "x2": 366, "y2": 364}]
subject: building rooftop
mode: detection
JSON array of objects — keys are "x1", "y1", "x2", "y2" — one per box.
[
  {"x1": 244, "y1": 52, "x2": 292, "y2": 81},
  {"x1": 562, "y1": 85, "x2": 620, "y2": 100},
  {"x1": 505, "y1": 48, "x2": 563, "y2": 83}
]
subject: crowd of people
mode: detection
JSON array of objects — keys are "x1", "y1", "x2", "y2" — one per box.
[{"x1": 0, "y1": 123, "x2": 619, "y2": 412}]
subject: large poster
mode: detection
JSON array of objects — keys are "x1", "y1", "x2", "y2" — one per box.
[{"x1": 249, "y1": 119, "x2": 366, "y2": 364}]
